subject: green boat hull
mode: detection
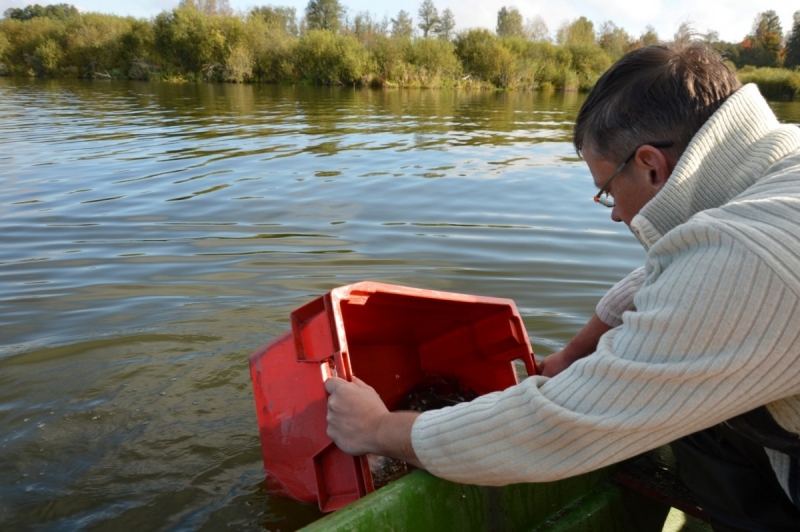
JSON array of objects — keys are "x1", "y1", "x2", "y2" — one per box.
[{"x1": 301, "y1": 464, "x2": 680, "y2": 531}]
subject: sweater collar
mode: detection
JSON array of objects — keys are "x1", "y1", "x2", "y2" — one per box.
[{"x1": 630, "y1": 84, "x2": 800, "y2": 250}]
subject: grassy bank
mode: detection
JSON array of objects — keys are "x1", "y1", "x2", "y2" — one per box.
[
  {"x1": 0, "y1": 7, "x2": 611, "y2": 90},
  {"x1": 737, "y1": 66, "x2": 800, "y2": 101},
  {"x1": 1, "y1": 7, "x2": 798, "y2": 98}
]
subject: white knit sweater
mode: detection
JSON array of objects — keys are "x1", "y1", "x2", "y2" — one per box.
[{"x1": 411, "y1": 85, "x2": 800, "y2": 492}]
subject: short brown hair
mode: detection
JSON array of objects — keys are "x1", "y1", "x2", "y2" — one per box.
[{"x1": 573, "y1": 43, "x2": 741, "y2": 161}]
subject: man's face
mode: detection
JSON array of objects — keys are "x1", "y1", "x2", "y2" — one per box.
[{"x1": 584, "y1": 146, "x2": 675, "y2": 227}]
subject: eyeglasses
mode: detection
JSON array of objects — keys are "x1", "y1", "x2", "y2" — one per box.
[{"x1": 593, "y1": 141, "x2": 674, "y2": 208}]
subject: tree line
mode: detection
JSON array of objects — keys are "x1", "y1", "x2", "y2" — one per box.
[{"x1": 1, "y1": 1, "x2": 799, "y2": 97}]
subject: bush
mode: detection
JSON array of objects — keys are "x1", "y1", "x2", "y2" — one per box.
[
  {"x1": 565, "y1": 43, "x2": 611, "y2": 90},
  {"x1": 224, "y1": 43, "x2": 253, "y2": 82},
  {"x1": 1, "y1": 17, "x2": 63, "y2": 71},
  {"x1": 455, "y1": 29, "x2": 547, "y2": 89},
  {"x1": 455, "y1": 29, "x2": 503, "y2": 84},
  {"x1": 294, "y1": 30, "x2": 367, "y2": 85},
  {"x1": 62, "y1": 14, "x2": 136, "y2": 76},
  {"x1": 408, "y1": 38, "x2": 460, "y2": 78},
  {"x1": 0, "y1": 6, "x2": 621, "y2": 91},
  {"x1": 0, "y1": 30, "x2": 8, "y2": 59},
  {"x1": 246, "y1": 17, "x2": 296, "y2": 83},
  {"x1": 119, "y1": 19, "x2": 156, "y2": 66},
  {"x1": 513, "y1": 40, "x2": 567, "y2": 90},
  {"x1": 34, "y1": 37, "x2": 62, "y2": 74},
  {"x1": 370, "y1": 35, "x2": 410, "y2": 85},
  {"x1": 153, "y1": 7, "x2": 226, "y2": 74},
  {"x1": 738, "y1": 67, "x2": 800, "y2": 100}
]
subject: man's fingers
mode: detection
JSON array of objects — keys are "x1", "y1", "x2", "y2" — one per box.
[
  {"x1": 326, "y1": 375, "x2": 374, "y2": 392},
  {"x1": 324, "y1": 375, "x2": 346, "y2": 394},
  {"x1": 351, "y1": 376, "x2": 371, "y2": 388}
]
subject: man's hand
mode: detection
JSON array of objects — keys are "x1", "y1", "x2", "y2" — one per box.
[
  {"x1": 538, "y1": 349, "x2": 575, "y2": 378},
  {"x1": 325, "y1": 376, "x2": 389, "y2": 455},
  {"x1": 325, "y1": 376, "x2": 423, "y2": 468},
  {"x1": 538, "y1": 313, "x2": 615, "y2": 378}
]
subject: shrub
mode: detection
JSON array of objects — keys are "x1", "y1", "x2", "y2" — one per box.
[
  {"x1": 224, "y1": 43, "x2": 253, "y2": 82},
  {"x1": 153, "y1": 7, "x2": 226, "y2": 74},
  {"x1": 246, "y1": 16, "x2": 296, "y2": 83},
  {"x1": 120, "y1": 19, "x2": 159, "y2": 79},
  {"x1": 34, "y1": 37, "x2": 62, "y2": 74},
  {"x1": 63, "y1": 14, "x2": 135, "y2": 76},
  {"x1": 565, "y1": 43, "x2": 611, "y2": 90},
  {"x1": 407, "y1": 38, "x2": 461, "y2": 79},
  {"x1": 293, "y1": 30, "x2": 368, "y2": 85},
  {"x1": 738, "y1": 67, "x2": 800, "y2": 100},
  {"x1": 370, "y1": 35, "x2": 410, "y2": 84},
  {"x1": 1, "y1": 17, "x2": 63, "y2": 70},
  {"x1": 455, "y1": 29, "x2": 502, "y2": 83},
  {"x1": 0, "y1": 31, "x2": 9, "y2": 63}
]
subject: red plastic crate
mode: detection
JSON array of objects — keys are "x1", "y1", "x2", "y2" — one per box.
[{"x1": 249, "y1": 282, "x2": 537, "y2": 512}]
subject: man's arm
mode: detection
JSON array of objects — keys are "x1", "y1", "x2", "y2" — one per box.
[
  {"x1": 411, "y1": 233, "x2": 800, "y2": 486},
  {"x1": 325, "y1": 376, "x2": 423, "y2": 468},
  {"x1": 539, "y1": 266, "x2": 645, "y2": 377},
  {"x1": 538, "y1": 313, "x2": 612, "y2": 377},
  {"x1": 327, "y1": 266, "x2": 645, "y2": 461}
]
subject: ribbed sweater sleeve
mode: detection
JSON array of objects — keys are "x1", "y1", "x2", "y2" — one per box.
[
  {"x1": 595, "y1": 267, "x2": 645, "y2": 327},
  {"x1": 411, "y1": 221, "x2": 800, "y2": 485}
]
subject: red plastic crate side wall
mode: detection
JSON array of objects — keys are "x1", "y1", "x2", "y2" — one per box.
[
  {"x1": 250, "y1": 331, "x2": 334, "y2": 505},
  {"x1": 292, "y1": 294, "x2": 340, "y2": 362},
  {"x1": 313, "y1": 443, "x2": 367, "y2": 512}
]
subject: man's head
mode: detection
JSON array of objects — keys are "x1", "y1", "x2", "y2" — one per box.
[{"x1": 574, "y1": 43, "x2": 742, "y2": 225}]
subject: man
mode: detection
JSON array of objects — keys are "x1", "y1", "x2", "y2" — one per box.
[{"x1": 325, "y1": 43, "x2": 800, "y2": 531}]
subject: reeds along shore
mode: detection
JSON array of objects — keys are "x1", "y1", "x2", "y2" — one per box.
[
  {"x1": 1, "y1": 7, "x2": 799, "y2": 99},
  {"x1": 737, "y1": 67, "x2": 800, "y2": 101}
]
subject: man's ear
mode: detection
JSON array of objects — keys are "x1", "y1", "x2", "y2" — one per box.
[{"x1": 636, "y1": 145, "x2": 671, "y2": 192}]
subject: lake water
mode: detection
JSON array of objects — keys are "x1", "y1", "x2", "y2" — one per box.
[{"x1": 1, "y1": 78, "x2": 797, "y2": 531}]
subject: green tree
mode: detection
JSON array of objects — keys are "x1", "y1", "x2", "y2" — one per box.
[
  {"x1": 119, "y1": 18, "x2": 156, "y2": 78},
  {"x1": 0, "y1": 15, "x2": 65, "y2": 73},
  {"x1": 639, "y1": 25, "x2": 659, "y2": 46},
  {"x1": 738, "y1": 11, "x2": 784, "y2": 67},
  {"x1": 371, "y1": 34, "x2": 408, "y2": 80},
  {"x1": 597, "y1": 21, "x2": 630, "y2": 60},
  {"x1": 525, "y1": 15, "x2": 549, "y2": 42},
  {"x1": 305, "y1": 0, "x2": 345, "y2": 32},
  {"x1": 34, "y1": 37, "x2": 62, "y2": 74},
  {"x1": 408, "y1": 37, "x2": 461, "y2": 78},
  {"x1": 0, "y1": 31, "x2": 10, "y2": 63},
  {"x1": 496, "y1": 7, "x2": 524, "y2": 38},
  {"x1": 566, "y1": 41, "x2": 612, "y2": 89},
  {"x1": 673, "y1": 22, "x2": 692, "y2": 45},
  {"x1": 753, "y1": 10, "x2": 783, "y2": 44},
  {"x1": 5, "y1": 3, "x2": 78, "y2": 21},
  {"x1": 62, "y1": 13, "x2": 135, "y2": 74},
  {"x1": 293, "y1": 29, "x2": 367, "y2": 84},
  {"x1": 391, "y1": 10, "x2": 414, "y2": 39},
  {"x1": 249, "y1": 6, "x2": 298, "y2": 36},
  {"x1": 752, "y1": 10, "x2": 783, "y2": 63},
  {"x1": 153, "y1": 7, "x2": 226, "y2": 73},
  {"x1": 245, "y1": 15, "x2": 297, "y2": 82},
  {"x1": 454, "y1": 28, "x2": 519, "y2": 87},
  {"x1": 435, "y1": 8, "x2": 455, "y2": 40},
  {"x1": 3, "y1": 5, "x2": 41, "y2": 20},
  {"x1": 417, "y1": 0, "x2": 439, "y2": 38},
  {"x1": 348, "y1": 11, "x2": 387, "y2": 49},
  {"x1": 179, "y1": 0, "x2": 232, "y2": 16},
  {"x1": 702, "y1": 30, "x2": 719, "y2": 44},
  {"x1": 557, "y1": 17, "x2": 594, "y2": 46},
  {"x1": 785, "y1": 11, "x2": 800, "y2": 69}
]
